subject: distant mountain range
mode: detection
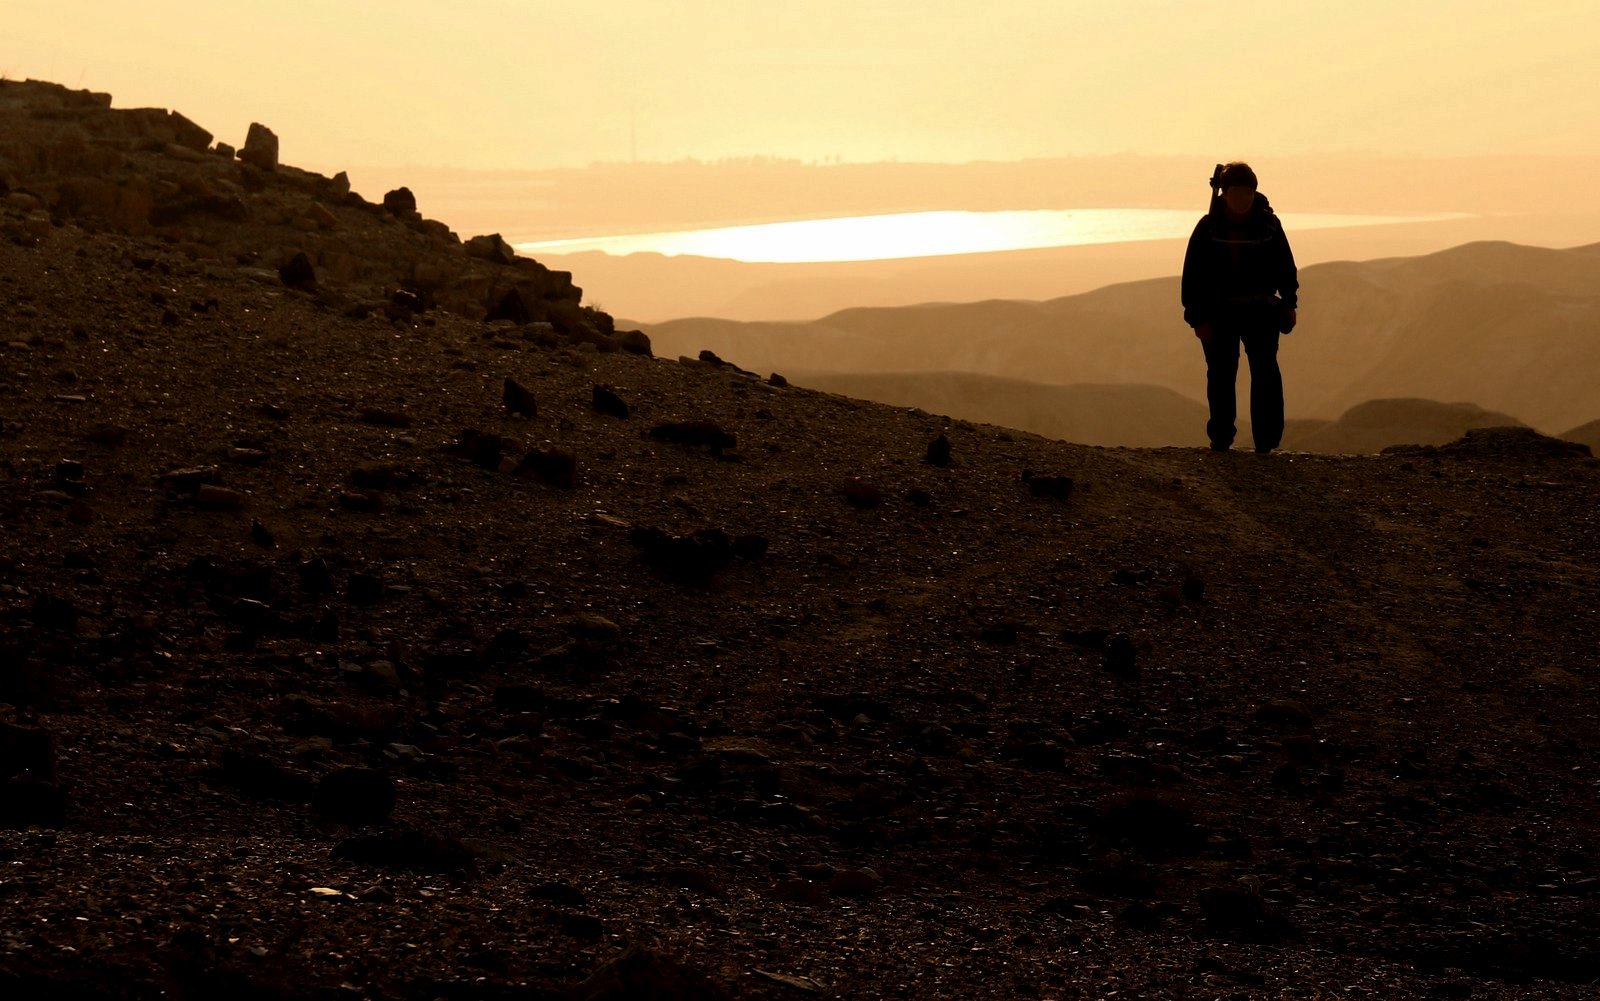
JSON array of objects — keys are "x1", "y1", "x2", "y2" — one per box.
[{"x1": 644, "y1": 240, "x2": 1600, "y2": 441}]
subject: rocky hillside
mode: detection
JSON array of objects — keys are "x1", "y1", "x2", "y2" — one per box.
[
  {"x1": 4, "y1": 81, "x2": 1600, "y2": 1000},
  {"x1": 0, "y1": 78, "x2": 640, "y2": 353}
]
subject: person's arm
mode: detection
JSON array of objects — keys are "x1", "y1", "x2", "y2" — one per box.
[
  {"x1": 1181, "y1": 217, "x2": 1212, "y2": 334},
  {"x1": 1277, "y1": 219, "x2": 1299, "y2": 312}
]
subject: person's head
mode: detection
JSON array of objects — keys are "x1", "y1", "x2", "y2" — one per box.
[{"x1": 1216, "y1": 161, "x2": 1258, "y2": 216}]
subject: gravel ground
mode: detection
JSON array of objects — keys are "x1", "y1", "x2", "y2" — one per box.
[{"x1": 3, "y1": 184, "x2": 1600, "y2": 1000}]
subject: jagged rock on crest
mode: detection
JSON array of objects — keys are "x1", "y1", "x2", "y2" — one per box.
[{"x1": 238, "y1": 122, "x2": 279, "y2": 170}]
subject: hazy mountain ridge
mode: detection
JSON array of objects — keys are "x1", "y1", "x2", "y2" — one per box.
[{"x1": 644, "y1": 239, "x2": 1600, "y2": 438}]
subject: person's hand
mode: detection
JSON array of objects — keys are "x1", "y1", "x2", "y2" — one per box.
[
  {"x1": 1281, "y1": 308, "x2": 1297, "y2": 334},
  {"x1": 1194, "y1": 323, "x2": 1213, "y2": 344}
]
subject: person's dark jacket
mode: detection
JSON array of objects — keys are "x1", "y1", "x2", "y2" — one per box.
[{"x1": 1181, "y1": 192, "x2": 1298, "y2": 330}]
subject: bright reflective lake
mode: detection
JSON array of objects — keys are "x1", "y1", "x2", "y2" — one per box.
[{"x1": 514, "y1": 208, "x2": 1470, "y2": 264}]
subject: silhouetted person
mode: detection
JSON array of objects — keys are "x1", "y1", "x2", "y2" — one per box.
[{"x1": 1182, "y1": 162, "x2": 1298, "y2": 453}]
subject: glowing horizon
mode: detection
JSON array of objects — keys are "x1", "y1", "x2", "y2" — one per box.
[{"x1": 514, "y1": 208, "x2": 1474, "y2": 264}]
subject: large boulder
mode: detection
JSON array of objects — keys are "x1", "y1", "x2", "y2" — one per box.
[
  {"x1": 238, "y1": 122, "x2": 279, "y2": 170},
  {"x1": 464, "y1": 233, "x2": 518, "y2": 265},
  {"x1": 382, "y1": 187, "x2": 417, "y2": 217}
]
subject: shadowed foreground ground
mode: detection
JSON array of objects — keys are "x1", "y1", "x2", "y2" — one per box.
[{"x1": 3, "y1": 229, "x2": 1599, "y2": 1000}]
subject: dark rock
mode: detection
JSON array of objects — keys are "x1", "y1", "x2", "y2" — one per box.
[
  {"x1": 829, "y1": 868, "x2": 883, "y2": 898},
  {"x1": 332, "y1": 824, "x2": 476, "y2": 872},
  {"x1": 0, "y1": 720, "x2": 54, "y2": 783},
  {"x1": 298, "y1": 557, "x2": 332, "y2": 594},
  {"x1": 557, "y1": 912, "x2": 606, "y2": 940},
  {"x1": 906, "y1": 487, "x2": 933, "y2": 506},
  {"x1": 0, "y1": 778, "x2": 66, "y2": 829},
  {"x1": 30, "y1": 593, "x2": 79, "y2": 632},
  {"x1": 358, "y1": 408, "x2": 411, "y2": 429},
  {"x1": 591, "y1": 385, "x2": 629, "y2": 419},
  {"x1": 237, "y1": 123, "x2": 278, "y2": 170},
  {"x1": 338, "y1": 490, "x2": 384, "y2": 512},
  {"x1": 517, "y1": 447, "x2": 578, "y2": 489},
  {"x1": 1198, "y1": 886, "x2": 1298, "y2": 943},
  {"x1": 925, "y1": 433, "x2": 952, "y2": 467},
  {"x1": 629, "y1": 527, "x2": 736, "y2": 586},
  {"x1": 448, "y1": 428, "x2": 513, "y2": 470},
  {"x1": 980, "y1": 623, "x2": 1019, "y2": 644},
  {"x1": 347, "y1": 572, "x2": 385, "y2": 605},
  {"x1": 1255, "y1": 700, "x2": 1315, "y2": 727},
  {"x1": 278, "y1": 252, "x2": 316, "y2": 288},
  {"x1": 576, "y1": 943, "x2": 731, "y2": 1001},
  {"x1": 485, "y1": 288, "x2": 532, "y2": 325},
  {"x1": 1027, "y1": 473, "x2": 1075, "y2": 499},
  {"x1": 1063, "y1": 628, "x2": 1109, "y2": 650},
  {"x1": 1182, "y1": 576, "x2": 1205, "y2": 602},
  {"x1": 218, "y1": 749, "x2": 311, "y2": 802},
  {"x1": 732, "y1": 534, "x2": 769, "y2": 561},
  {"x1": 614, "y1": 329, "x2": 652, "y2": 356},
  {"x1": 388, "y1": 287, "x2": 428, "y2": 316},
  {"x1": 841, "y1": 479, "x2": 883, "y2": 509},
  {"x1": 381, "y1": 187, "x2": 417, "y2": 217},
  {"x1": 649, "y1": 421, "x2": 735, "y2": 454},
  {"x1": 768, "y1": 372, "x2": 789, "y2": 388},
  {"x1": 531, "y1": 879, "x2": 588, "y2": 907},
  {"x1": 464, "y1": 233, "x2": 518, "y2": 265},
  {"x1": 1095, "y1": 791, "x2": 1208, "y2": 858},
  {"x1": 313, "y1": 767, "x2": 395, "y2": 825},
  {"x1": 1104, "y1": 633, "x2": 1137, "y2": 677},
  {"x1": 502, "y1": 378, "x2": 537, "y2": 417}
]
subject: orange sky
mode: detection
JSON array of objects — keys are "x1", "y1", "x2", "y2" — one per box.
[{"x1": 9, "y1": 1, "x2": 1599, "y2": 172}]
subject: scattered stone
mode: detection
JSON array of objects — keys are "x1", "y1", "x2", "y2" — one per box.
[
  {"x1": 238, "y1": 122, "x2": 279, "y2": 170},
  {"x1": 85, "y1": 422, "x2": 127, "y2": 444},
  {"x1": 649, "y1": 421, "x2": 735, "y2": 454},
  {"x1": 332, "y1": 824, "x2": 477, "y2": 872},
  {"x1": 925, "y1": 433, "x2": 952, "y2": 466},
  {"x1": 841, "y1": 479, "x2": 884, "y2": 509},
  {"x1": 1255, "y1": 700, "x2": 1315, "y2": 727},
  {"x1": 359, "y1": 408, "x2": 411, "y2": 429},
  {"x1": 592, "y1": 384, "x2": 629, "y2": 419},
  {"x1": 829, "y1": 868, "x2": 883, "y2": 898},
  {"x1": 768, "y1": 372, "x2": 789, "y2": 388},
  {"x1": 517, "y1": 446, "x2": 578, "y2": 489},
  {"x1": 502, "y1": 378, "x2": 537, "y2": 417},
  {"x1": 249, "y1": 520, "x2": 275, "y2": 547},
  {"x1": 1182, "y1": 575, "x2": 1206, "y2": 602},
  {"x1": 312, "y1": 767, "x2": 396, "y2": 825},
  {"x1": 195, "y1": 484, "x2": 247, "y2": 509}
]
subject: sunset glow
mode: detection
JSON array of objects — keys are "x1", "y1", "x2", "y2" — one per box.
[{"x1": 514, "y1": 209, "x2": 1472, "y2": 263}]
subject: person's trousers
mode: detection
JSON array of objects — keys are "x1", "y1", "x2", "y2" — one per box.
[{"x1": 1202, "y1": 324, "x2": 1283, "y2": 451}]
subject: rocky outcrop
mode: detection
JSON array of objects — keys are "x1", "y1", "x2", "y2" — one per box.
[{"x1": 0, "y1": 78, "x2": 618, "y2": 345}]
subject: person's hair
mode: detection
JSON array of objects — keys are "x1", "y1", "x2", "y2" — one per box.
[{"x1": 1218, "y1": 161, "x2": 1257, "y2": 190}]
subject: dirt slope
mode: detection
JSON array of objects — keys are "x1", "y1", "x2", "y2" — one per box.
[{"x1": 3, "y1": 82, "x2": 1600, "y2": 1000}]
